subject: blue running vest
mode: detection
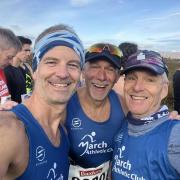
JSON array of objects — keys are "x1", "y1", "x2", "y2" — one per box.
[
  {"x1": 11, "y1": 104, "x2": 70, "y2": 180},
  {"x1": 112, "y1": 120, "x2": 180, "y2": 179},
  {"x1": 66, "y1": 90, "x2": 125, "y2": 168}
]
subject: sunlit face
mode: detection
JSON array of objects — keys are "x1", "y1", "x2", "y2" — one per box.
[
  {"x1": 15, "y1": 50, "x2": 26, "y2": 64},
  {"x1": 33, "y1": 46, "x2": 81, "y2": 105},
  {"x1": 124, "y1": 70, "x2": 168, "y2": 118},
  {"x1": 17, "y1": 44, "x2": 31, "y2": 62},
  {"x1": 83, "y1": 59, "x2": 119, "y2": 101},
  {"x1": 0, "y1": 47, "x2": 17, "y2": 69}
]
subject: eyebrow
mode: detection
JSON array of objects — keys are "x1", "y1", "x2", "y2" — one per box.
[
  {"x1": 43, "y1": 57, "x2": 58, "y2": 61},
  {"x1": 43, "y1": 57, "x2": 80, "y2": 64}
]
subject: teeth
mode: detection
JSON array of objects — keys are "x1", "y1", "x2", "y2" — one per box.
[
  {"x1": 93, "y1": 83, "x2": 106, "y2": 88},
  {"x1": 95, "y1": 84, "x2": 105, "y2": 88},
  {"x1": 53, "y1": 83, "x2": 68, "y2": 87},
  {"x1": 131, "y1": 95, "x2": 147, "y2": 100}
]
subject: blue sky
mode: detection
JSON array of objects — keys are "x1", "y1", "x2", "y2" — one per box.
[{"x1": 1, "y1": 0, "x2": 180, "y2": 52}]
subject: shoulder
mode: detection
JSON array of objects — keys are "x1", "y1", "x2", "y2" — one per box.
[
  {"x1": 168, "y1": 122, "x2": 180, "y2": 173},
  {"x1": 23, "y1": 63, "x2": 33, "y2": 74},
  {"x1": 0, "y1": 111, "x2": 26, "y2": 143},
  {"x1": 169, "y1": 122, "x2": 180, "y2": 142},
  {"x1": 0, "y1": 111, "x2": 28, "y2": 177}
]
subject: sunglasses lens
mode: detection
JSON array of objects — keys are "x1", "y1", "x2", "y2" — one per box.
[{"x1": 88, "y1": 43, "x2": 122, "y2": 58}]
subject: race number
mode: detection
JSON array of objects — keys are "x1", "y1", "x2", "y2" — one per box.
[{"x1": 68, "y1": 161, "x2": 110, "y2": 180}]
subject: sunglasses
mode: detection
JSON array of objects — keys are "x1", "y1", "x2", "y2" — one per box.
[{"x1": 87, "y1": 43, "x2": 123, "y2": 58}]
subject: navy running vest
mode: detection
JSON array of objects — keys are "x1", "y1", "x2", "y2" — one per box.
[
  {"x1": 11, "y1": 104, "x2": 69, "y2": 180},
  {"x1": 66, "y1": 90, "x2": 125, "y2": 168},
  {"x1": 112, "y1": 120, "x2": 180, "y2": 179}
]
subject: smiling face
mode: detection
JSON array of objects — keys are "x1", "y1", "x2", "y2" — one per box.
[
  {"x1": 83, "y1": 59, "x2": 119, "y2": 101},
  {"x1": 33, "y1": 46, "x2": 81, "y2": 105},
  {"x1": 124, "y1": 69, "x2": 168, "y2": 118}
]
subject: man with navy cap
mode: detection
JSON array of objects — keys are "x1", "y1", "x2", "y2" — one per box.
[
  {"x1": 0, "y1": 24, "x2": 84, "y2": 179},
  {"x1": 66, "y1": 43, "x2": 126, "y2": 179},
  {"x1": 112, "y1": 50, "x2": 180, "y2": 179}
]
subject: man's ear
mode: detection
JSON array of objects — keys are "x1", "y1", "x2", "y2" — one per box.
[
  {"x1": 161, "y1": 82, "x2": 169, "y2": 100},
  {"x1": 81, "y1": 64, "x2": 87, "y2": 79},
  {"x1": 115, "y1": 70, "x2": 121, "y2": 83},
  {"x1": 32, "y1": 70, "x2": 37, "y2": 81}
]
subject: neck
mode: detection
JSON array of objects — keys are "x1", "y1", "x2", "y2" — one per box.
[
  {"x1": 12, "y1": 57, "x2": 21, "y2": 67},
  {"x1": 77, "y1": 87, "x2": 110, "y2": 121},
  {"x1": 24, "y1": 94, "x2": 67, "y2": 134}
]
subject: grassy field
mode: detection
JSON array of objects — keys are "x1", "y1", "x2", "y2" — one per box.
[{"x1": 163, "y1": 58, "x2": 180, "y2": 110}]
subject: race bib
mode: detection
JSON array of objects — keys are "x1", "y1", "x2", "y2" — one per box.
[{"x1": 68, "y1": 161, "x2": 110, "y2": 180}]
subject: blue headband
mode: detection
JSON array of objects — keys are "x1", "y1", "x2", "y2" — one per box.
[{"x1": 32, "y1": 30, "x2": 85, "y2": 71}]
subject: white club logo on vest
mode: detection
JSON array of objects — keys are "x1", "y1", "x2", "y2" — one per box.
[
  {"x1": 72, "y1": 118, "x2": 81, "y2": 128},
  {"x1": 35, "y1": 146, "x2": 47, "y2": 166},
  {"x1": 78, "y1": 131, "x2": 113, "y2": 156}
]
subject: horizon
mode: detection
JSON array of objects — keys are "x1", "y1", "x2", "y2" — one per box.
[{"x1": 1, "y1": 0, "x2": 180, "y2": 53}]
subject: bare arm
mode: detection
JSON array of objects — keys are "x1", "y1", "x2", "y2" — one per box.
[{"x1": 0, "y1": 112, "x2": 28, "y2": 179}]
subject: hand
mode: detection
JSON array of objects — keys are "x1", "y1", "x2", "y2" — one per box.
[
  {"x1": 0, "y1": 101, "x2": 18, "y2": 111},
  {"x1": 169, "y1": 110, "x2": 180, "y2": 120}
]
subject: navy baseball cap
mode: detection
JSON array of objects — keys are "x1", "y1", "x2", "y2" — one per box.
[
  {"x1": 85, "y1": 43, "x2": 123, "y2": 69},
  {"x1": 122, "y1": 50, "x2": 168, "y2": 75}
]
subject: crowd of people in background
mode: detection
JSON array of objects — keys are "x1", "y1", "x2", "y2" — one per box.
[{"x1": 0, "y1": 25, "x2": 179, "y2": 179}]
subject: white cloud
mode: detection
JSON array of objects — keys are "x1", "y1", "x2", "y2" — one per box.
[
  {"x1": 10, "y1": 25, "x2": 22, "y2": 32},
  {"x1": 136, "y1": 11, "x2": 180, "y2": 23},
  {"x1": 70, "y1": 0, "x2": 94, "y2": 7}
]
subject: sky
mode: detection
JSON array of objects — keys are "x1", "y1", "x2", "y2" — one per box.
[{"x1": 0, "y1": 0, "x2": 180, "y2": 52}]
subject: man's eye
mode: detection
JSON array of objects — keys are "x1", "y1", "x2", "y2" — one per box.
[
  {"x1": 46, "y1": 61, "x2": 56, "y2": 65},
  {"x1": 90, "y1": 65, "x2": 99, "y2": 69},
  {"x1": 68, "y1": 63, "x2": 80, "y2": 69},
  {"x1": 106, "y1": 67, "x2": 115, "y2": 72},
  {"x1": 125, "y1": 76, "x2": 135, "y2": 81},
  {"x1": 146, "y1": 78, "x2": 155, "y2": 83}
]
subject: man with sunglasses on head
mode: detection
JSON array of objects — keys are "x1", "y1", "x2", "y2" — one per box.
[
  {"x1": 112, "y1": 50, "x2": 180, "y2": 179},
  {"x1": 66, "y1": 43, "x2": 126, "y2": 179}
]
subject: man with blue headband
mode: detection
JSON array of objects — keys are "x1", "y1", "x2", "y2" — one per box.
[{"x1": 0, "y1": 24, "x2": 84, "y2": 179}]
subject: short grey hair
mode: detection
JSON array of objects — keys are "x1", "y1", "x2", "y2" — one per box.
[
  {"x1": 0, "y1": 27, "x2": 21, "y2": 51},
  {"x1": 161, "y1": 72, "x2": 169, "y2": 84}
]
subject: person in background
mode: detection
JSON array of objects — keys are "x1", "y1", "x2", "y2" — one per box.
[
  {"x1": 0, "y1": 27, "x2": 21, "y2": 104},
  {"x1": 173, "y1": 68, "x2": 180, "y2": 114},
  {"x1": 4, "y1": 45, "x2": 26, "y2": 103},
  {"x1": 112, "y1": 50, "x2": 180, "y2": 179},
  {"x1": 67, "y1": 43, "x2": 126, "y2": 179},
  {"x1": 118, "y1": 42, "x2": 138, "y2": 65},
  {"x1": 18, "y1": 36, "x2": 33, "y2": 95},
  {"x1": 113, "y1": 42, "x2": 138, "y2": 96},
  {"x1": 0, "y1": 24, "x2": 84, "y2": 179},
  {"x1": 4, "y1": 36, "x2": 33, "y2": 103}
]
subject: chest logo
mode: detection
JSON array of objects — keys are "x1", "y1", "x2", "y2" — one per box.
[
  {"x1": 36, "y1": 146, "x2": 46, "y2": 162},
  {"x1": 78, "y1": 131, "x2": 112, "y2": 156},
  {"x1": 72, "y1": 118, "x2": 81, "y2": 128}
]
